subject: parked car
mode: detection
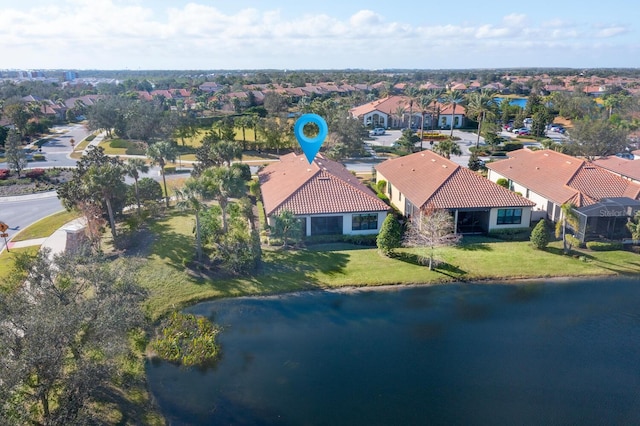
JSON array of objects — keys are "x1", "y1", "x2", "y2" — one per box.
[
  {"x1": 370, "y1": 127, "x2": 385, "y2": 136},
  {"x1": 615, "y1": 152, "x2": 634, "y2": 160},
  {"x1": 513, "y1": 128, "x2": 530, "y2": 135}
]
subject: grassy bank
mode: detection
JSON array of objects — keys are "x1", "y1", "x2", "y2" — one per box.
[
  {"x1": 138, "y1": 212, "x2": 640, "y2": 320},
  {"x1": 10, "y1": 210, "x2": 79, "y2": 242}
]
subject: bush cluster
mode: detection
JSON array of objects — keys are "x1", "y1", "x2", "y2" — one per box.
[
  {"x1": 151, "y1": 312, "x2": 220, "y2": 367},
  {"x1": 0, "y1": 169, "x2": 9, "y2": 180},
  {"x1": 586, "y1": 241, "x2": 623, "y2": 251},
  {"x1": 25, "y1": 168, "x2": 46, "y2": 179}
]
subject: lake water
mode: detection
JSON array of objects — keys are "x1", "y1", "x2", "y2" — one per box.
[
  {"x1": 147, "y1": 277, "x2": 640, "y2": 425},
  {"x1": 495, "y1": 97, "x2": 527, "y2": 109}
]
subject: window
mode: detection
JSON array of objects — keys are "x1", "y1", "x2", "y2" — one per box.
[
  {"x1": 311, "y1": 216, "x2": 342, "y2": 235},
  {"x1": 497, "y1": 208, "x2": 522, "y2": 225},
  {"x1": 352, "y1": 214, "x2": 378, "y2": 231}
]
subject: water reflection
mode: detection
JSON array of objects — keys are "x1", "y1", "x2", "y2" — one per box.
[{"x1": 147, "y1": 277, "x2": 640, "y2": 425}]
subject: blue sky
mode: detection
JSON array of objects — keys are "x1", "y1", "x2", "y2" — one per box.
[{"x1": 1, "y1": 0, "x2": 637, "y2": 70}]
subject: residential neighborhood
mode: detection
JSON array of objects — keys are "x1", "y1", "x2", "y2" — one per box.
[{"x1": 3, "y1": 66, "x2": 640, "y2": 425}]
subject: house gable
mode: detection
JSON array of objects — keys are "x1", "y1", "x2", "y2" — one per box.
[{"x1": 259, "y1": 153, "x2": 389, "y2": 217}]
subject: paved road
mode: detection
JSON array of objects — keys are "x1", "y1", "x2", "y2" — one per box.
[{"x1": 0, "y1": 193, "x2": 64, "y2": 252}]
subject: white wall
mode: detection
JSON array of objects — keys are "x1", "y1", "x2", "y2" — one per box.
[
  {"x1": 376, "y1": 171, "x2": 406, "y2": 216},
  {"x1": 488, "y1": 169, "x2": 555, "y2": 221},
  {"x1": 487, "y1": 207, "x2": 533, "y2": 232}
]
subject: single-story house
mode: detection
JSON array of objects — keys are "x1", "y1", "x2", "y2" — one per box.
[
  {"x1": 486, "y1": 149, "x2": 640, "y2": 241},
  {"x1": 259, "y1": 153, "x2": 390, "y2": 237},
  {"x1": 375, "y1": 150, "x2": 535, "y2": 234},
  {"x1": 592, "y1": 155, "x2": 640, "y2": 184}
]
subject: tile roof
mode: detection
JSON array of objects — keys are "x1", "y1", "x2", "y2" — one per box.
[
  {"x1": 259, "y1": 153, "x2": 389, "y2": 216},
  {"x1": 487, "y1": 149, "x2": 640, "y2": 206},
  {"x1": 592, "y1": 156, "x2": 640, "y2": 182},
  {"x1": 375, "y1": 151, "x2": 534, "y2": 209},
  {"x1": 349, "y1": 95, "x2": 466, "y2": 118}
]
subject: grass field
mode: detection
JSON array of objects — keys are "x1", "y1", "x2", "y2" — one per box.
[
  {"x1": 10, "y1": 210, "x2": 79, "y2": 242},
  {"x1": 136, "y1": 212, "x2": 640, "y2": 320},
  {"x1": 0, "y1": 246, "x2": 39, "y2": 288}
]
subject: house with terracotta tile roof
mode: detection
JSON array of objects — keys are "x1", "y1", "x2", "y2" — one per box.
[
  {"x1": 349, "y1": 95, "x2": 466, "y2": 130},
  {"x1": 486, "y1": 149, "x2": 640, "y2": 241},
  {"x1": 592, "y1": 156, "x2": 640, "y2": 184},
  {"x1": 259, "y1": 153, "x2": 390, "y2": 237},
  {"x1": 375, "y1": 151, "x2": 535, "y2": 234}
]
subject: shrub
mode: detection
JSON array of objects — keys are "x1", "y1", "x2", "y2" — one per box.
[
  {"x1": 488, "y1": 227, "x2": 532, "y2": 241},
  {"x1": 586, "y1": 241, "x2": 623, "y2": 251},
  {"x1": 503, "y1": 142, "x2": 524, "y2": 152},
  {"x1": 150, "y1": 312, "x2": 220, "y2": 367},
  {"x1": 496, "y1": 178, "x2": 509, "y2": 189},
  {"x1": 85, "y1": 134, "x2": 96, "y2": 142},
  {"x1": 530, "y1": 220, "x2": 550, "y2": 249},
  {"x1": 249, "y1": 179, "x2": 261, "y2": 199},
  {"x1": 376, "y1": 180, "x2": 387, "y2": 194},
  {"x1": 377, "y1": 193, "x2": 390, "y2": 204},
  {"x1": 25, "y1": 168, "x2": 46, "y2": 180},
  {"x1": 163, "y1": 166, "x2": 176, "y2": 174},
  {"x1": 343, "y1": 234, "x2": 378, "y2": 246},
  {"x1": 377, "y1": 214, "x2": 403, "y2": 255},
  {"x1": 0, "y1": 169, "x2": 9, "y2": 180}
]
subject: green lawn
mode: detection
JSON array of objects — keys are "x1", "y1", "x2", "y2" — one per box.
[
  {"x1": 0, "y1": 246, "x2": 39, "y2": 288},
  {"x1": 137, "y1": 213, "x2": 640, "y2": 320},
  {"x1": 11, "y1": 210, "x2": 79, "y2": 241}
]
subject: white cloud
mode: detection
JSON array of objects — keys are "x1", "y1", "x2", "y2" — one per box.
[
  {"x1": 595, "y1": 26, "x2": 628, "y2": 38},
  {"x1": 0, "y1": 1, "x2": 635, "y2": 69}
]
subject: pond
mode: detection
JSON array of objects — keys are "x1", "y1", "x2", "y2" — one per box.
[
  {"x1": 147, "y1": 277, "x2": 640, "y2": 425},
  {"x1": 494, "y1": 97, "x2": 527, "y2": 109}
]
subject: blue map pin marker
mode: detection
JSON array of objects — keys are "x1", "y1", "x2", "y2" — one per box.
[{"x1": 294, "y1": 113, "x2": 328, "y2": 164}]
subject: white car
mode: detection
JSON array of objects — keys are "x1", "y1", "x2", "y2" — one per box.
[{"x1": 370, "y1": 128, "x2": 386, "y2": 136}]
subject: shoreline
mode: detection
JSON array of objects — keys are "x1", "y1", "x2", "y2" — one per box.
[{"x1": 179, "y1": 273, "x2": 634, "y2": 307}]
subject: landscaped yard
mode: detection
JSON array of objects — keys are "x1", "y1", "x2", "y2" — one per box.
[{"x1": 134, "y1": 212, "x2": 640, "y2": 320}]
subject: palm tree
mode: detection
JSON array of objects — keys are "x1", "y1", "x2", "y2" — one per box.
[
  {"x1": 124, "y1": 158, "x2": 149, "y2": 214},
  {"x1": 393, "y1": 105, "x2": 406, "y2": 129},
  {"x1": 432, "y1": 139, "x2": 462, "y2": 160},
  {"x1": 443, "y1": 90, "x2": 465, "y2": 138},
  {"x1": 85, "y1": 162, "x2": 125, "y2": 240},
  {"x1": 405, "y1": 87, "x2": 420, "y2": 129},
  {"x1": 147, "y1": 141, "x2": 178, "y2": 208},
  {"x1": 200, "y1": 166, "x2": 246, "y2": 233},
  {"x1": 175, "y1": 178, "x2": 208, "y2": 262},
  {"x1": 417, "y1": 95, "x2": 434, "y2": 141},
  {"x1": 555, "y1": 203, "x2": 580, "y2": 254},
  {"x1": 465, "y1": 90, "x2": 497, "y2": 149}
]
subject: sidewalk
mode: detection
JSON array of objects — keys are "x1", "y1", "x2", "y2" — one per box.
[{"x1": 4, "y1": 218, "x2": 84, "y2": 257}]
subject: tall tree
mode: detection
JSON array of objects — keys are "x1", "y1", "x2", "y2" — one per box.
[
  {"x1": 200, "y1": 166, "x2": 246, "y2": 233},
  {"x1": 555, "y1": 203, "x2": 580, "y2": 254},
  {"x1": 4, "y1": 129, "x2": 27, "y2": 177},
  {"x1": 443, "y1": 90, "x2": 465, "y2": 137},
  {"x1": 465, "y1": 90, "x2": 497, "y2": 148},
  {"x1": 124, "y1": 158, "x2": 149, "y2": 214},
  {"x1": 175, "y1": 177, "x2": 209, "y2": 262},
  {"x1": 57, "y1": 146, "x2": 127, "y2": 245},
  {"x1": 0, "y1": 251, "x2": 146, "y2": 425},
  {"x1": 3, "y1": 102, "x2": 30, "y2": 137},
  {"x1": 147, "y1": 140, "x2": 178, "y2": 207},
  {"x1": 432, "y1": 138, "x2": 462, "y2": 159},
  {"x1": 403, "y1": 206, "x2": 461, "y2": 270},
  {"x1": 85, "y1": 161, "x2": 125, "y2": 240},
  {"x1": 566, "y1": 117, "x2": 629, "y2": 160}
]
